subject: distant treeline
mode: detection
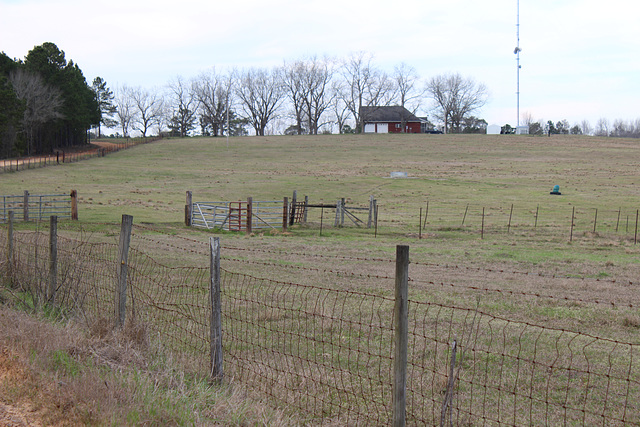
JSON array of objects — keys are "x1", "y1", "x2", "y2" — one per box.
[{"x1": 0, "y1": 43, "x2": 99, "y2": 159}]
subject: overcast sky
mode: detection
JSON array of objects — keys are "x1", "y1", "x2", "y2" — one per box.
[{"x1": 2, "y1": 0, "x2": 638, "y2": 128}]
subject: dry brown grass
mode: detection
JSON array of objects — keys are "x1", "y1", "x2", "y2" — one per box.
[{"x1": 0, "y1": 305, "x2": 296, "y2": 426}]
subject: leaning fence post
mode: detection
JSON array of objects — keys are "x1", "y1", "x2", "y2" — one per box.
[
  {"x1": 507, "y1": 204, "x2": 514, "y2": 233},
  {"x1": 393, "y1": 245, "x2": 409, "y2": 427},
  {"x1": 48, "y1": 216, "x2": 58, "y2": 305},
  {"x1": 116, "y1": 214, "x2": 133, "y2": 328},
  {"x1": 210, "y1": 237, "x2": 223, "y2": 384},
  {"x1": 289, "y1": 190, "x2": 297, "y2": 226},
  {"x1": 70, "y1": 190, "x2": 78, "y2": 220},
  {"x1": 185, "y1": 191, "x2": 193, "y2": 226},
  {"x1": 423, "y1": 201, "x2": 430, "y2": 230},
  {"x1": 23, "y1": 190, "x2": 29, "y2": 222}
]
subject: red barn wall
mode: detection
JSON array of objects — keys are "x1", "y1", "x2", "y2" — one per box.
[{"x1": 386, "y1": 122, "x2": 422, "y2": 133}]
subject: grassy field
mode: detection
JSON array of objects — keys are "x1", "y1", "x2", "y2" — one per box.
[
  {"x1": 3, "y1": 133, "x2": 640, "y2": 424},
  {"x1": 4, "y1": 133, "x2": 640, "y2": 274}
]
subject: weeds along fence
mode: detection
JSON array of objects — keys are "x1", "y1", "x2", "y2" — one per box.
[
  {"x1": 1, "y1": 191, "x2": 78, "y2": 223},
  {"x1": 0, "y1": 137, "x2": 162, "y2": 174},
  {"x1": 1, "y1": 216, "x2": 639, "y2": 425}
]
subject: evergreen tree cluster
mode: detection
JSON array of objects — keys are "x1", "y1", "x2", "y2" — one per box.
[{"x1": 0, "y1": 42, "x2": 100, "y2": 158}]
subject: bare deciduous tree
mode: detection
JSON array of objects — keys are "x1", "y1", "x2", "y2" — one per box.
[
  {"x1": 194, "y1": 69, "x2": 232, "y2": 137},
  {"x1": 393, "y1": 62, "x2": 423, "y2": 132},
  {"x1": 235, "y1": 67, "x2": 285, "y2": 136},
  {"x1": 595, "y1": 117, "x2": 609, "y2": 136},
  {"x1": 330, "y1": 80, "x2": 351, "y2": 134},
  {"x1": 130, "y1": 86, "x2": 163, "y2": 137},
  {"x1": 283, "y1": 60, "x2": 307, "y2": 135},
  {"x1": 9, "y1": 68, "x2": 64, "y2": 155},
  {"x1": 580, "y1": 119, "x2": 592, "y2": 136},
  {"x1": 339, "y1": 52, "x2": 395, "y2": 132},
  {"x1": 303, "y1": 56, "x2": 335, "y2": 135},
  {"x1": 114, "y1": 85, "x2": 137, "y2": 138},
  {"x1": 426, "y1": 73, "x2": 488, "y2": 134},
  {"x1": 167, "y1": 76, "x2": 198, "y2": 137}
]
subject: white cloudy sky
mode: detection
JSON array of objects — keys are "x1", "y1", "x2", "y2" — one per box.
[{"x1": 1, "y1": 0, "x2": 638, "y2": 127}]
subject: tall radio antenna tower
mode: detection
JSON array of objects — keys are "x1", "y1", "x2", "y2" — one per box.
[{"x1": 514, "y1": 0, "x2": 522, "y2": 127}]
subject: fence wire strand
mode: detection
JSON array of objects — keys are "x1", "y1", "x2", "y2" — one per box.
[{"x1": 1, "y1": 225, "x2": 639, "y2": 424}]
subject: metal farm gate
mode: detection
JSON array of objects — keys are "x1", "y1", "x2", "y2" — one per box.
[
  {"x1": 1, "y1": 192, "x2": 75, "y2": 223},
  {"x1": 190, "y1": 200, "x2": 283, "y2": 232}
]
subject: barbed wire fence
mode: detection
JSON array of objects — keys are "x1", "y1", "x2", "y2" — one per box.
[{"x1": 1, "y1": 214, "x2": 639, "y2": 425}]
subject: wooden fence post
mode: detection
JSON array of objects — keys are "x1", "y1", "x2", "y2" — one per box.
[
  {"x1": 374, "y1": 203, "x2": 379, "y2": 238},
  {"x1": 70, "y1": 190, "x2": 78, "y2": 220},
  {"x1": 393, "y1": 245, "x2": 409, "y2": 427},
  {"x1": 368, "y1": 195, "x2": 374, "y2": 228},
  {"x1": 23, "y1": 190, "x2": 29, "y2": 222},
  {"x1": 341, "y1": 198, "x2": 345, "y2": 226},
  {"x1": 246, "y1": 197, "x2": 253, "y2": 235},
  {"x1": 423, "y1": 201, "x2": 430, "y2": 230},
  {"x1": 185, "y1": 191, "x2": 193, "y2": 226},
  {"x1": 303, "y1": 195, "x2": 309, "y2": 223},
  {"x1": 635, "y1": 210, "x2": 639, "y2": 245},
  {"x1": 282, "y1": 197, "x2": 288, "y2": 231},
  {"x1": 48, "y1": 215, "x2": 58, "y2": 305},
  {"x1": 334, "y1": 199, "x2": 341, "y2": 227},
  {"x1": 462, "y1": 204, "x2": 468, "y2": 227},
  {"x1": 289, "y1": 190, "x2": 297, "y2": 226},
  {"x1": 570, "y1": 207, "x2": 575, "y2": 242},
  {"x1": 507, "y1": 204, "x2": 514, "y2": 233},
  {"x1": 210, "y1": 237, "x2": 223, "y2": 384},
  {"x1": 7, "y1": 211, "x2": 14, "y2": 276},
  {"x1": 115, "y1": 214, "x2": 133, "y2": 328}
]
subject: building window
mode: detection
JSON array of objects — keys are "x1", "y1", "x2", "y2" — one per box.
[{"x1": 395, "y1": 124, "x2": 401, "y2": 129}]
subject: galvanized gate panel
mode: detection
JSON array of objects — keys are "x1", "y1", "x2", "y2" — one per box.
[{"x1": 191, "y1": 200, "x2": 283, "y2": 231}]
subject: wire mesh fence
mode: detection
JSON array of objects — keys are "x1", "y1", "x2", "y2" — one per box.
[
  {"x1": 0, "y1": 137, "x2": 162, "y2": 174},
  {"x1": 1, "y1": 220, "x2": 639, "y2": 424}
]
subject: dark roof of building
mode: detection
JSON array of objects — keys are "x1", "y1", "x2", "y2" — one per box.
[{"x1": 360, "y1": 106, "x2": 421, "y2": 123}]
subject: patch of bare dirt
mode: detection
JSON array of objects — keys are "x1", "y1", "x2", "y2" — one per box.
[{"x1": 0, "y1": 348, "x2": 49, "y2": 427}]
